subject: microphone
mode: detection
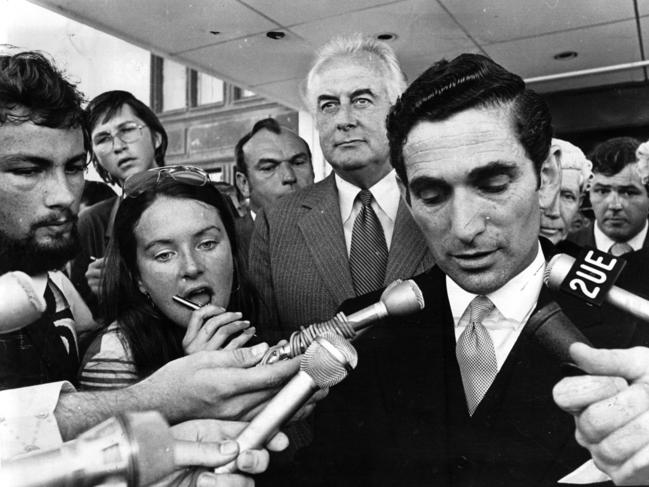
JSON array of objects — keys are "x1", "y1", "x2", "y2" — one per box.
[
  {"x1": 261, "y1": 279, "x2": 424, "y2": 364},
  {"x1": 0, "y1": 411, "x2": 175, "y2": 487},
  {"x1": 545, "y1": 252, "x2": 649, "y2": 323},
  {"x1": 524, "y1": 301, "x2": 592, "y2": 366},
  {"x1": 217, "y1": 332, "x2": 358, "y2": 473},
  {"x1": 0, "y1": 271, "x2": 46, "y2": 333}
]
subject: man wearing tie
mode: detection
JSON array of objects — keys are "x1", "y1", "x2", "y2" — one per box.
[
  {"x1": 294, "y1": 54, "x2": 649, "y2": 487},
  {"x1": 568, "y1": 137, "x2": 649, "y2": 256},
  {"x1": 249, "y1": 34, "x2": 433, "y2": 336}
]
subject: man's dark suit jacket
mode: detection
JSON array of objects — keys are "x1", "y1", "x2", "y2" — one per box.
[
  {"x1": 291, "y1": 241, "x2": 649, "y2": 487},
  {"x1": 567, "y1": 223, "x2": 649, "y2": 251}
]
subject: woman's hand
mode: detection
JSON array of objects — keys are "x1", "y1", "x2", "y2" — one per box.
[{"x1": 183, "y1": 304, "x2": 255, "y2": 354}]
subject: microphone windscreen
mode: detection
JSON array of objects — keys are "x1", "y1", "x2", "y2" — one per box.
[
  {"x1": 380, "y1": 279, "x2": 425, "y2": 316},
  {"x1": 0, "y1": 271, "x2": 46, "y2": 333},
  {"x1": 302, "y1": 332, "x2": 358, "y2": 388}
]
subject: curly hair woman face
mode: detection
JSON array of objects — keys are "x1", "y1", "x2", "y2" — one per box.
[{"x1": 80, "y1": 168, "x2": 257, "y2": 388}]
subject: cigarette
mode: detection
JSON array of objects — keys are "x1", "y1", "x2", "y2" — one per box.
[
  {"x1": 173, "y1": 295, "x2": 202, "y2": 310},
  {"x1": 89, "y1": 256, "x2": 98, "y2": 262}
]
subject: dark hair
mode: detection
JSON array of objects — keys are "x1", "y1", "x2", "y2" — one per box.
[
  {"x1": 234, "y1": 117, "x2": 311, "y2": 175},
  {"x1": 0, "y1": 50, "x2": 87, "y2": 145},
  {"x1": 387, "y1": 54, "x2": 553, "y2": 186},
  {"x1": 86, "y1": 90, "x2": 167, "y2": 184},
  {"x1": 81, "y1": 180, "x2": 117, "y2": 208},
  {"x1": 100, "y1": 176, "x2": 257, "y2": 377},
  {"x1": 589, "y1": 137, "x2": 641, "y2": 177}
]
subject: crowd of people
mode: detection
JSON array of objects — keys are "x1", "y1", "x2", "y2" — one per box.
[{"x1": 2, "y1": 32, "x2": 649, "y2": 487}]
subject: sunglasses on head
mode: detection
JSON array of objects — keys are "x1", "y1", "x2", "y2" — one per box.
[{"x1": 123, "y1": 165, "x2": 211, "y2": 198}]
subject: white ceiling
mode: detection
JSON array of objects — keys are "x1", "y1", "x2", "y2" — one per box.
[{"x1": 28, "y1": 0, "x2": 649, "y2": 110}]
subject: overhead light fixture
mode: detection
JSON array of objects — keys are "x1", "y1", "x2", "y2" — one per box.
[
  {"x1": 266, "y1": 31, "x2": 286, "y2": 40},
  {"x1": 553, "y1": 51, "x2": 578, "y2": 61},
  {"x1": 376, "y1": 32, "x2": 397, "y2": 41},
  {"x1": 209, "y1": 31, "x2": 220, "y2": 35}
]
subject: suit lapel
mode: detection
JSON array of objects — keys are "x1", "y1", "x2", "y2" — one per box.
[
  {"x1": 297, "y1": 174, "x2": 355, "y2": 304},
  {"x1": 385, "y1": 197, "x2": 433, "y2": 283}
]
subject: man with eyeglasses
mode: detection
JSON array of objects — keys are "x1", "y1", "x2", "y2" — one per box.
[
  {"x1": 0, "y1": 50, "x2": 306, "y2": 485},
  {"x1": 70, "y1": 90, "x2": 167, "y2": 314}
]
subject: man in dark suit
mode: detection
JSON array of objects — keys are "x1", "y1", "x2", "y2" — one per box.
[
  {"x1": 249, "y1": 34, "x2": 434, "y2": 335},
  {"x1": 292, "y1": 54, "x2": 649, "y2": 487},
  {"x1": 568, "y1": 137, "x2": 649, "y2": 256},
  {"x1": 234, "y1": 117, "x2": 314, "y2": 260}
]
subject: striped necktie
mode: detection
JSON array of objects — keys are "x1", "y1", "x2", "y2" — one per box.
[
  {"x1": 456, "y1": 295, "x2": 497, "y2": 416},
  {"x1": 349, "y1": 189, "x2": 388, "y2": 296}
]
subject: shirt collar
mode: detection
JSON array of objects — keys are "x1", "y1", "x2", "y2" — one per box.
[
  {"x1": 594, "y1": 219, "x2": 648, "y2": 251},
  {"x1": 447, "y1": 243, "x2": 546, "y2": 328},
  {"x1": 335, "y1": 170, "x2": 400, "y2": 224}
]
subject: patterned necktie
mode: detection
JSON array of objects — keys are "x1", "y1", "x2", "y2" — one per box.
[
  {"x1": 456, "y1": 295, "x2": 497, "y2": 416},
  {"x1": 349, "y1": 189, "x2": 388, "y2": 296},
  {"x1": 608, "y1": 242, "x2": 633, "y2": 256}
]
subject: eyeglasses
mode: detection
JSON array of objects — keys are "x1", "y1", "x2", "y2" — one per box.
[
  {"x1": 92, "y1": 122, "x2": 146, "y2": 155},
  {"x1": 123, "y1": 165, "x2": 211, "y2": 197}
]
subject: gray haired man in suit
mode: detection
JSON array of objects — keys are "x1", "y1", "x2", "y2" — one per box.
[{"x1": 249, "y1": 34, "x2": 434, "y2": 335}]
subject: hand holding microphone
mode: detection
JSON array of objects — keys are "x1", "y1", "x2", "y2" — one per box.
[
  {"x1": 217, "y1": 332, "x2": 358, "y2": 473},
  {"x1": 0, "y1": 410, "x2": 288, "y2": 487}
]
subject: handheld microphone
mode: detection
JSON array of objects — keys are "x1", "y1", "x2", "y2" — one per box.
[
  {"x1": 217, "y1": 332, "x2": 358, "y2": 473},
  {"x1": 525, "y1": 301, "x2": 592, "y2": 366},
  {"x1": 545, "y1": 252, "x2": 649, "y2": 323},
  {"x1": 261, "y1": 279, "x2": 424, "y2": 364},
  {"x1": 0, "y1": 271, "x2": 46, "y2": 333},
  {"x1": 0, "y1": 411, "x2": 175, "y2": 487}
]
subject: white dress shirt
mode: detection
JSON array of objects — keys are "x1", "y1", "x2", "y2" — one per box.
[
  {"x1": 335, "y1": 170, "x2": 400, "y2": 255},
  {"x1": 447, "y1": 244, "x2": 546, "y2": 370},
  {"x1": 593, "y1": 219, "x2": 648, "y2": 252}
]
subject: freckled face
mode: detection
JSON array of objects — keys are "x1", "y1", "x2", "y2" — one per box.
[
  {"x1": 403, "y1": 106, "x2": 548, "y2": 294},
  {"x1": 134, "y1": 195, "x2": 233, "y2": 327}
]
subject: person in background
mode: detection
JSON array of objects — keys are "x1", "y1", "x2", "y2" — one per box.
[
  {"x1": 234, "y1": 118, "x2": 314, "y2": 260},
  {"x1": 540, "y1": 138, "x2": 593, "y2": 244},
  {"x1": 70, "y1": 90, "x2": 167, "y2": 313},
  {"x1": 248, "y1": 34, "x2": 433, "y2": 337},
  {"x1": 79, "y1": 180, "x2": 117, "y2": 213},
  {"x1": 568, "y1": 137, "x2": 649, "y2": 256},
  {"x1": 79, "y1": 166, "x2": 256, "y2": 388}
]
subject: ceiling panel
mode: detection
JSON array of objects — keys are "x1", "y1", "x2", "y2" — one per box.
[
  {"x1": 442, "y1": 0, "x2": 636, "y2": 44},
  {"x1": 182, "y1": 30, "x2": 313, "y2": 94},
  {"x1": 484, "y1": 19, "x2": 642, "y2": 79},
  {"x1": 241, "y1": 0, "x2": 402, "y2": 27},
  {"x1": 290, "y1": 0, "x2": 476, "y2": 61},
  {"x1": 32, "y1": 0, "x2": 280, "y2": 55},
  {"x1": 528, "y1": 68, "x2": 646, "y2": 93},
  {"x1": 27, "y1": 0, "x2": 649, "y2": 110}
]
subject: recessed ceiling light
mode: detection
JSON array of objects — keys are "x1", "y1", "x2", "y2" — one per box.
[
  {"x1": 209, "y1": 30, "x2": 220, "y2": 35},
  {"x1": 376, "y1": 32, "x2": 398, "y2": 41},
  {"x1": 266, "y1": 31, "x2": 286, "y2": 40},
  {"x1": 553, "y1": 51, "x2": 578, "y2": 60}
]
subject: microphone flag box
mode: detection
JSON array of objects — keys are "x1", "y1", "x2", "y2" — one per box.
[{"x1": 559, "y1": 247, "x2": 626, "y2": 306}]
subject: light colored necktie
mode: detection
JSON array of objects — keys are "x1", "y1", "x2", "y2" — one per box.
[
  {"x1": 608, "y1": 242, "x2": 633, "y2": 256},
  {"x1": 349, "y1": 190, "x2": 388, "y2": 296},
  {"x1": 456, "y1": 295, "x2": 497, "y2": 416}
]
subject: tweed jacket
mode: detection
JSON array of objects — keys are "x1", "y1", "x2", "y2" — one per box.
[{"x1": 248, "y1": 173, "x2": 434, "y2": 337}]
